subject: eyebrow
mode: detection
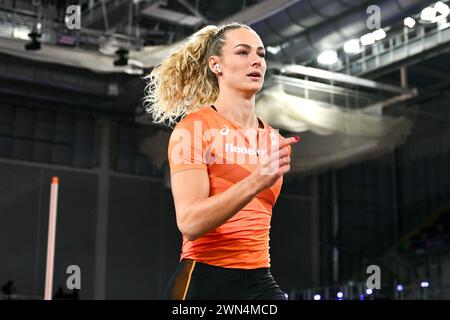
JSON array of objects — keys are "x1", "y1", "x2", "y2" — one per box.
[{"x1": 233, "y1": 43, "x2": 265, "y2": 51}]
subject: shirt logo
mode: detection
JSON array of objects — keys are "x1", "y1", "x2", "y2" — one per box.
[{"x1": 225, "y1": 143, "x2": 266, "y2": 156}]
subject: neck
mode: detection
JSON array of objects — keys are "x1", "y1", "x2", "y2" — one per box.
[{"x1": 213, "y1": 89, "x2": 259, "y2": 130}]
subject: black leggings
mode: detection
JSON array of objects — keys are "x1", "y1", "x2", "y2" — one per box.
[{"x1": 162, "y1": 259, "x2": 287, "y2": 300}]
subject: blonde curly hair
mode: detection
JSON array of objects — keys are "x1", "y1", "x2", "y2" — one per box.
[{"x1": 143, "y1": 22, "x2": 252, "y2": 127}]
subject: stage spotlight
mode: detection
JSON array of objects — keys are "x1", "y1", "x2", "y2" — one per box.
[
  {"x1": 336, "y1": 292, "x2": 344, "y2": 299},
  {"x1": 366, "y1": 288, "x2": 373, "y2": 295},
  {"x1": 360, "y1": 33, "x2": 375, "y2": 46},
  {"x1": 266, "y1": 45, "x2": 281, "y2": 55},
  {"x1": 404, "y1": 17, "x2": 416, "y2": 28},
  {"x1": 343, "y1": 39, "x2": 361, "y2": 54},
  {"x1": 420, "y1": 281, "x2": 429, "y2": 288},
  {"x1": 114, "y1": 48, "x2": 129, "y2": 66},
  {"x1": 373, "y1": 29, "x2": 386, "y2": 41},
  {"x1": 317, "y1": 50, "x2": 338, "y2": 65},
  {"x1": 396, "y1": 284, "x2": 404, "y2": 292},
  {"x1": 313, "y1": 294, "x2": 321, "y2": 300},
  {"x1": 435, "y1": 1, "x2": 450, "y2": 16},
  {"x1": 421, "y1": 6, "x2": 437, "y2": 22},
  {"x1": 25, "y1": 30, "x2": 42, "y2": 50},
  {"x1": 420, "y1": 2, "x2": 449, "y2": 23}
]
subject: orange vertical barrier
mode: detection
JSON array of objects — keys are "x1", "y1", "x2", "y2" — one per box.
[{"x1": 44, "y1": 177, "x2": 59, "y2": 300}]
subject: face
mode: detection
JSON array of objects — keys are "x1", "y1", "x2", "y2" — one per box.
[{"x1": 212, "y1": 28, "x2": 266, "y2": 94}]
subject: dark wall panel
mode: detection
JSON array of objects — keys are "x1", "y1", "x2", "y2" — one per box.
[
  {"x1": 106, "y1": 177, "x2": 179, "y2": 299},
  {"x1": 0, "y1": 104, "x2": 95, "y2": 168},
  {"x1": 270, "y1": 196, "x2": 313, "y2": 292},
  {"x1": 0, "y1": 163, "x2": 41, "y2": 298},
  {"x1": 157, "y1": 189, "x2": 182, "y2": 298},
  {"x1": 0, "y1": 162, "x2": 97, "y2": 299},
  {"x1": 48, "y1": 169, "x2": 97, "y2": 300}
]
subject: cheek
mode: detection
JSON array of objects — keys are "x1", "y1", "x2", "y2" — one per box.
[{"x1": 228, "y1": 61, "x2": 247, "y2": 73}]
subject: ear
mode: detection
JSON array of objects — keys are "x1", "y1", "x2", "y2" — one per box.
[{"x1": 208, "y1": 56, "x2": 220, "y2": 74}]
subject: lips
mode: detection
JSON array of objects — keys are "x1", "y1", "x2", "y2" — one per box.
[
  {"x1": 247, "y1": 71, "x2": 261, "y2": 81},
  {"x1": 247, "y1": 71, "x2": 261, "y2": 77}
]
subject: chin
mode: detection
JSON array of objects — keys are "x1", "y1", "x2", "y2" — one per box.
[
  {"x1": 242, "y1": 86, "x2": 261, "y2": 95},
  {"x1": 248, "y1": 81, "x2": 264, "y2": 89},
  {"x1": 233, "y1": 82, "x2": 263, "y2": 94}
]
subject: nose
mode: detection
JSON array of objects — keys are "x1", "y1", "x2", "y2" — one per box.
[
  {"x1": 251, "y1": 55, "x2": 262, "y2": 67},
  {"x1": 251, "y1": 60, "x2": 261, "y2": 68}
]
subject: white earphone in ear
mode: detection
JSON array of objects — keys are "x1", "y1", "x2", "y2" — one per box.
[{"x1": 214, "y1": 64, "x2": 222, "y2": 73}]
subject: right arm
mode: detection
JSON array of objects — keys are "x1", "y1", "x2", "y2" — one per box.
[{"x1": 171, "y1": 136, "x2": 299, "y2": 241}]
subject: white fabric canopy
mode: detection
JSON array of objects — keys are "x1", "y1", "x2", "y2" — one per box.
[
  {"x1": 256, "y1": 85, "x2": 411, "y2": 137},
  {"x1": 255, "y1": 86, "x2": 413, "y2": 174}
]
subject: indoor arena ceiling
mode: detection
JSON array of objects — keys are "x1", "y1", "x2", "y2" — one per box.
[
  {"x1": 1, "y1": 0, "x2": 450, "y2": 121},
  {"x1": 0, "y1": 0, "x2": 438, "y2": 71},
  {"x1": 1, "y1": 0, "x2": 450, "y2": 175}
]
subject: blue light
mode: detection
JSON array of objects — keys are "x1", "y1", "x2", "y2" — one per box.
[
  {"x1": 421, "y1": 281, "x2": 430, "y2": 288},
  {"x1": 396, "y1": 284, "x2": 404, "y2": 292},
  {"x1": 337, "y1": 292, "x2": 344, "y2": 299},
  {"x1": 313, "y1": 294, "x2": 321, "y2": 300},
  {"x1": 366, "y1": 288, "x2": 373, "y2": 295}
]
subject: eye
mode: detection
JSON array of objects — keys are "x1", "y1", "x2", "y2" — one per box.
[
  {"x1": 237, "y1": 51, "x2": 248, "y2": 56},
  {"x1": 259, "y1": 52, "x2": 266, "y2": 58}
]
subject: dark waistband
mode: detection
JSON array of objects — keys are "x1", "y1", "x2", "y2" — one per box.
[{"x1": 182, "y1": 259, "x2": 271, "y2": 281}]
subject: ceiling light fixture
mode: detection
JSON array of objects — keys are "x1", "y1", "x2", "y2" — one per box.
[
  {"x1": 360, "y1": 33, "x2": 375, "y2": 46},
  {"x1": 343, "y1": 39, "x2": 362, "y2": 54},
  {"x1": 404, "y1": 17, "x2": 416, "y2": 28},
  {"x1": 317, "y1": 50, "x2": 338, "y2": 65}
]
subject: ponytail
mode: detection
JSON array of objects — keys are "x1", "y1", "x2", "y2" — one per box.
[{"x1": 143, "y1": 22, "x2": 252, "y2": 127}]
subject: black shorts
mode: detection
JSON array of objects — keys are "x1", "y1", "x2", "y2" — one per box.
[{"x1": 162, "y1": 259, "x2": 287, "y2": 300}]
